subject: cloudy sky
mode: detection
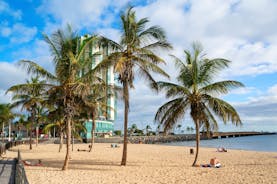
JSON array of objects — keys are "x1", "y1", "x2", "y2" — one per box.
[{"x1": 0, "y1": 0, "x2": 277, "y2": 132}]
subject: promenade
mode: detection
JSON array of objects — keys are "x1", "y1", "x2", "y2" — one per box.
[{"x1": 0, "y1": 157, "x2": 16, "y2": 184}]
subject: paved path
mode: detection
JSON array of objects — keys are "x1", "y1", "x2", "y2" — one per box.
[{"x1": 0, "y1": 158, "x2": 15, "y2": 184}]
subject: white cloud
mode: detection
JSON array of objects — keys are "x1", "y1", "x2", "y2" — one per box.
[
  {"x1": 229, "y1": 87, "x2": 256, "y2": 95},
  {"x1": 11, "y1": 39, "x2": 54, "y2": 73},
  {"x1": 0, "y1": 23, "x2": 37, "y2": 44},
  {"x1": 95, "y1": 28, "x2": 121, "y2": 43},
  {"x1": 10, "y1": 24, "x2": 37, "y2": 43},
  {"x1": 37, "y1": 0, "x2": 129, "y2": 32},
  {"x1": 0, "y1": 27, "x2": 11, "y2": 37},
  {"x1": 0, "y1": 0, "x2": 22, "y2": 19},
  {"x1": 135, "y1": 0, "x2": 277, "y2": 77},
  {"x1": 0, "y1": 61, "x2": 28, "y2": 91}
]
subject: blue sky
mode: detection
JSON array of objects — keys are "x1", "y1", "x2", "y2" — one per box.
[{"x1": 0, "y1": 0, "x2": 277, "y2": 132}]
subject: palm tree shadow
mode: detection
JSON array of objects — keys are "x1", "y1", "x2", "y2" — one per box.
[
  {"x1": 33, "y1": 159, "x2": 140, "y2": 170},
  {"x1": 235, "y1": 163, "x2": 277, "y2": 166}
]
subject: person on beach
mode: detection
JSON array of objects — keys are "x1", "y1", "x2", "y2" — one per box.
[
  {"x1": 210, "y1": 157, "x2": 221, "y2": 168},
  {"x1": 201, "y1": 157, "x2": 221, "y2": 168},
  {"x1": 217, "y1": 147, "x2": 227, "y2": 152}
]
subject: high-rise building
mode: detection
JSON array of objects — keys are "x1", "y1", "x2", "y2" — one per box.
[{"x1": 80, "y1": 35, "x2": 116, "y2": 140}]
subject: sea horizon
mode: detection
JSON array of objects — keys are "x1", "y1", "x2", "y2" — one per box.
[{"x1": 163, "y1": 134, "x2": 277, "y2": 152}]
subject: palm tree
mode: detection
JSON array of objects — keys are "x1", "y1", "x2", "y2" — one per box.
[
  {"x1": 44, "y1": 107, "x2": 65, "y2": 152},
  {"x1": 35, "y1": 106, "x2": 48, "y2": 146},
  {"x1": 98, "y1": 6, "x2": 172, "y2": 166},
  {"x1": 77, "y1": 80, "x2": 116, "y2": 152},
  {"x1": 15, "y1": 25, "x2": 113, "y2": 170},
  {"x1": 6, "y1": 77, "x2": 47, "y2": 149},
  {"x1": 145, "y1": 125, "x2": 152, "y2": 135},
  {"x1": 0, "y1": 103, "x2": 15, "y2": 141},
  {"x1": 155, "y1": 43, "x2": 244, "y2": 166},
  {"x1": 43, "y1": 120, "x2": 65, "y2": 151},
  {"x1": 14, "y1": 114, "x2": 28, "y2": 140},
  {"x1": 176, "y1": 124, "x2": 182, "y2": 134},
  {"x1": 130, "y1": 123, "x2": 138, "y2": 135}
]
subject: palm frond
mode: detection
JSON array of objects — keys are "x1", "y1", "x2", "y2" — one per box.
[{"x1": 200, "y1": 80, "x2": 244, "y2": 95}]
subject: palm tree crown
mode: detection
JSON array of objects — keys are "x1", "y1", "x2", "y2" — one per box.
[{"x1": 155, "y1": 42, "x2": 244, "y2": 166}]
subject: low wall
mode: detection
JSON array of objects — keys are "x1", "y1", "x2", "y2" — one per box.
[
  {"x1": 128, "y1": 134, "x2": 196, "y2": 144},
  {"x1": 92, "y1": 134, "x2": 197, "y2": 144}
]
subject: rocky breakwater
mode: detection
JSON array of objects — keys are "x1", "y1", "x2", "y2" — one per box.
[{"x1": 128, "y1": 134, "x2": 196, "y2": 144}]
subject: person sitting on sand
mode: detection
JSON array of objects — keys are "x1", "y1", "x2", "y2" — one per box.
[{"x1": 217, "y1": 147, "x2": 227, "y2": 152}]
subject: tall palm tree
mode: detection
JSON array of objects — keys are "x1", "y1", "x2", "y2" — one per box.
[
  {"x1": 0, "y1": 103, "x2": 15, "y2": 141},
  {"x1": 155, "y1": 43, "x2": 244, "y2": 166},
  {"x1": 15, "y1": 25, "x2": 113, "y2": 170},
  {"x1": 98, "y1": 6, "x2": 172, "y2": 166},
  {"x1": 6, "y1": 77, "x2": 46, "y2": 149}
]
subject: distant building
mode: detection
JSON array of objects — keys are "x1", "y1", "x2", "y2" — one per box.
[{"x1": 79, "y1": 35, "x2": 116, "y2": 140}]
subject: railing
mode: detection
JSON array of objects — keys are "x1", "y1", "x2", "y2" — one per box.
[
  {"x1": 0, "y1": 141, "x2": 29, "y2": 184},
  {"x1": 15, "y1": 150, "x2": 29, "y2": 184}
]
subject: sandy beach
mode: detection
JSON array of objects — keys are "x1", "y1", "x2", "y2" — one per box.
[{"x1": 6, "y1": 143, "x2": 277, "y2": 184}]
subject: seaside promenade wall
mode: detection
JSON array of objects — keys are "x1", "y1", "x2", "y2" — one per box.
[{"x1": 93, "y1": 134, "x2": 197, "y2": 144}]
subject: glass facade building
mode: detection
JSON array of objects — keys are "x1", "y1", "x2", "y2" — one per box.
[{"x1": 79, "y1": 35, "x2": 116, "y2": 139}]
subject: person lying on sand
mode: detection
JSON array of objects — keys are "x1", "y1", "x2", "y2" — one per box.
[
  {"x1": 217, "y1": 147, "x2": 227, "y2": 152},
  {"x1": 77, "y1": 149, "x2": 89, "y2": 152},
  {"x1": 201, "y1": 157, "x2": 221, "y2": 168},
  {"x1": 23, "y1": 159, "x2": 42, "y2": 166},
  {"x1": 111, "y1": 143, "x2": 120, "y2": 148}
]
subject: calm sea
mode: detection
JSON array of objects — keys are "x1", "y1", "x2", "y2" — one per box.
[{"x1": 164, "y1": 134, "x2": 277, "y2": 152}]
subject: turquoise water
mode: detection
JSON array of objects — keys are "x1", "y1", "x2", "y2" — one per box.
[{"x1": 165, "y1": 134, "x2": 277, "y2": 152}]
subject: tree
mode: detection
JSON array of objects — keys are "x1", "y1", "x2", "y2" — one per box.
[
  {"x1": 145, "y1": 125, "x2": 152, "y2": 135},
  {"x1": 44, "y1": 106, "x2": 66, "y2": 152},
  {"x1": 0, "y1": 103, "x2": 15, "y2": 141},
  {"x1": 7, "y1": 76, "x2": 46, "y2": 149},
  {"x1": 35, "y1": 106, "x2": 48, "y2": 146},
  {"x1": 14, "y1": 25, "x2": 112, "y2": 170},
  {"x1": 176, "y1": 124, "x2": 182, "y2": 134},
  {"x1": 129, "y1": 123, "x2": 138, "y2": 135},
  {"x1": 155, "y1": 42, "x2": 243, "y2": 166},
  {"x1": 98, "y1": 6, "x2": 172, "y2": 166},
  {"x1": 78, "y1": 82, "x2": 116, "y2": 152},
  {"x1": 14, "y1": 114, "x2": 28, "y2": 140}
]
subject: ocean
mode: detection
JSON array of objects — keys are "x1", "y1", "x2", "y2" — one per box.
[{"x1": 164, "y1": 134, "x2": 277, "y2": 152}]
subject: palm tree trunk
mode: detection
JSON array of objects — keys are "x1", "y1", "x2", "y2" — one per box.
[
  {"x1": 121, "y1": 81, "x2": 129, "y2": 166},
  {"x1": 62, "y1": 118, "x2": 71, "y2": 170},
  {"x1": 29, "y1": 125, "x2": 32, "y2": 150},
  {"x1": 8, "y1": 121, "x2": 11, "y2": 142},
  {"x1": 192, "y1": 119, "x2": 200, "y2": 166},
  {"x1": 2, "y1": 123, "x2": 4, "y2": 142},
  {"x1": 36, "y1": 125, "x2": 39, "y2": 147},
  {"x1": 72, "y1": 129, "x2": 74, "y2": 152},
  {"x1": 59, "y1": 131, "x2": 63, "y2": 152},
  {"x1": 89, "y1": 117, "x2": 96, "y2": 152}
]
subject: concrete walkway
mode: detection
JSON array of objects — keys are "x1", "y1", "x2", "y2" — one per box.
[{"x1": 0, "y1": 158, "x2": 15, "y2": 184}]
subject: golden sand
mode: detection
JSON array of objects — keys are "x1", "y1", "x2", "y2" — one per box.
[{"x1": 7, "y1": 143, "x2": 277, "y2": 184}]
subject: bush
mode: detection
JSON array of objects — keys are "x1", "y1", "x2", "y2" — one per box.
[{"x1": 113, "y1": 130, "x2": 122, "y2": 136}]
